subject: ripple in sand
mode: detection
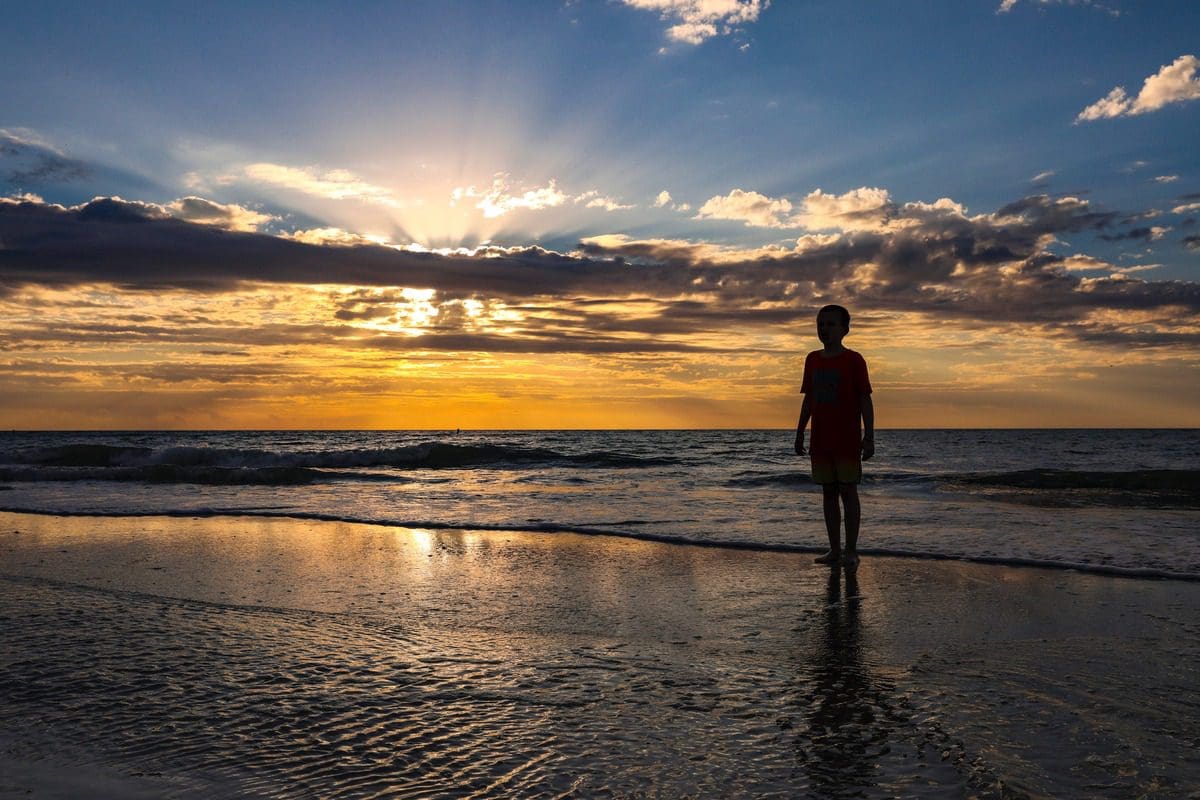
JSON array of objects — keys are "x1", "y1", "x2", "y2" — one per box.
[{"x1": 3, "y1": 575, "x2": 998, "y2": 799}]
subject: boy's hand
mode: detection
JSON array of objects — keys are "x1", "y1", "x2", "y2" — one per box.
[
  {"x1": 861, "y1": 437, "x2": 875, "y2": 460},
  {"x1": 794, "y1": 434, "x2": 806, "y2": 456}
]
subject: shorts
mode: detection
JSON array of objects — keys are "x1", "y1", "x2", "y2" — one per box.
[{"x1": 810, "y1": 446, "x2": 862, "y2": 485}]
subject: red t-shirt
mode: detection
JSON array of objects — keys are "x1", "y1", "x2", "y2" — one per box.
[{"x1": 801, "y1": 349, "x2": 872, "y2": 452}]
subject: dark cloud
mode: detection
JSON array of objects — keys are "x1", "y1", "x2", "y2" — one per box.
[
  {"x1": 76, "y1": 196, "x2": 169, "y2": 223},
  {"x1": 0, "y1": 131, "x2": 91, "y2": 186},
  {"x1": 127, "y1": 362, "x2": 300, "y2": 384},
  {"x1": 2, "y1": 194, "x2": 1197, "y2": 347},
  {"x1": 334, "y1": 306, "x2": 394, "y2": 322},
  {"x1": 0, "y1": 315, "x2": 735, "y2": 356},
  {"x1": 1184, "y1": 235, "x2": 1200, "y2": 251},
  {"x1": 585, "y1": 211, "x2": 1199, "y2": 327},
  {"x1": 332, "y1": 289, "x2": 414, "y2": 322},
  {"x1": 363, "y1": 331, "x2": 732, "y2": 354},
  {"x1": 0, "y1": 357, "x2": 291, "y2": 385},
  {"x1": 1071, "y1": 328, "x2": 1200, "y2": 348},
  {"x1": 1099, "y1": 226, "x2": 1157, "y2": 242},
  {"x1": 165, "y1": 196, "x2": 275, "y2": 231},
  {"x1": 993, "y1": 195, "x2": 1117, "y2": 234},
  {"x1": 170, "y1": 197, "x2": 238, "y2": 223},
  {"x1": 0, "y1": 196, "x2": 631, "y2": 296}
]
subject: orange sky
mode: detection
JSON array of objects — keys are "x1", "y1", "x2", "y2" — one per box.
[{"x1": 2, "y1": 277, "x2": 1196, "y2": 429}]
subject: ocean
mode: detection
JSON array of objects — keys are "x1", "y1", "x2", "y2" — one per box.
[{"x1": 2, "y1": 428, "x2": 1197, "y2": 580}]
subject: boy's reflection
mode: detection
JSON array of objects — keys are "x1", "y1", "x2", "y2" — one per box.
[{"x1": 797, "y1": 566, "x2": 893, "y2": 795}]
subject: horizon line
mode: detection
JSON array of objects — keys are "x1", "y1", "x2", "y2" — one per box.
[{"x1": 4, "y1": 427, "x2": 1198, "y2": 433}]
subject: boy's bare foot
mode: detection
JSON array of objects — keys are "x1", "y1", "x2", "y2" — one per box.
[
  {"x1": 814, "y1": 551, "x2": 841, "y2": 564},
  {"x1": 841, "y1": 551, "x2": 860, "y2": 567}
]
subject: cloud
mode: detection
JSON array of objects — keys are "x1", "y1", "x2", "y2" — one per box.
[
  {"x1": 0, "y1": 193, "x2": 275, "y2": 235},
  {"x1": 1065, "y1": 260, "x2": 1166, "y2": 281},
  {"x1": 1077, "y1": 55, "x2": 1200, "y2": 122},
  {"x1": 451, "y1": 174, "x2": 568, "y2": 218},
  {"x1": 1031, "y1": 170, "x2": 1056, "y2": 184},
  {"x1": 583, "y1": 193, "x2": 1195, "y2": 328},
  {"x1": 279, "y1": 227, "x2": 383, "y2": 247},
  {"x1": 789, "y1": 187, "x2": 895, "y2": 231},
  {"x1": 692, "y1": 186, "x2": 968, "y2": 233},
  {"x1": 653, "y1": 190, "x2": 691, "y2": 212},
  {"x1": 0, "y1": 195, "x2": 616, "y2": 297},
  {"x1": 620, "y1": 0, "x2": 767, "y2": 45},
  {"x1": 576, "y1": 190, "x2": 634, "y2": 212},
  {"x1": 1099, "y1": 225, "x2": 1171, "y2": 243},
  {"x1": 1, "y1": 128, "x2": 91, "y2": 186},
  {"x1": 1061, "y1": 254, "x2": 1114, "y2": 271},
  {"x1": 578, "y1": 233, "x2": 798, "y2": 266},
  {"x1": 2, "y1": 192, "x2": 1194, "y2": 350},
  {"x1": 165, "y1": 197, "x2": 277, "y2": 232},
  {"x1": 4, "y1": 191, "x2": 44, "y2": 204},
  {"x1": 997, "y1": 0, "x2": 1119, "y2": 16},
  {"x1": 991, "y1": 194, "x2": 1113, "y2": 232},
  {"x1": 243, "y1": 162, "x2": 404, "y2": 207},
  {"x1": 1154, "y1": 175, "x2": 1179, "y2": 184},
  {"x1": 694, "y1": 188, "x2": 792, "y2": 227},
  {"x1": 1172, "y1": 202, "x2": 1200, "y2": 215},
  {"x1": 0, "y1": 128, "x2": 63, "y2": 154},
  {"x1": 1059, "y1": 254, "x2": 1162, "y2": 277}
]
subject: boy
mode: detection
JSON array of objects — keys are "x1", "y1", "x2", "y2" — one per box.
[{"x1": 794, "y1": 304, "x2": 874, "y2": 566}]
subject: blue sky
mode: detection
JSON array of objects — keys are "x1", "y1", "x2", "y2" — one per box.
[
  {"x1": 5, "y1": 1, "x2": 1197, "y2": 258},
  {"x1": 1, "y1": 1, "x2": 1198, "y2": 428}
]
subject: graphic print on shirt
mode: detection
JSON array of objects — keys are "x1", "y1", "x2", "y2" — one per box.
[{"x1": 813, "y1": 368, "x2": 841, "y2": 404}]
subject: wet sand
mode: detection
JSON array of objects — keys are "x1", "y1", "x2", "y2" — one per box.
[{"x1": 2, "y1": 510, "x2": 1198, "y2": 798}]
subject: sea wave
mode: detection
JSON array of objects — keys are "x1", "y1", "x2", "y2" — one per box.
[
  {"x1": 2, "y1": 506, "x2": 1197, "y2": 583},
  {"x1": 725, "y1": 470, "x2": 934, "y2": 489},
  {"x1": 0, "y1": 442, "x2": 676, "y2": 477},
  {"x1": 949, "y1": 469, "x2": 1200, "y2": 509},
  {"x1": 724, "y1": 470, "x2": 814, "y2": 488},
  {"x1": 0, "y1": 465, "x2": 395, "y2": 486},
  {"x1": 956, "y1": 468, "x2": 1199, "y2": 491},
  {"x1": 722, "y1": 467, "x2": 1200, "y2": 508}
]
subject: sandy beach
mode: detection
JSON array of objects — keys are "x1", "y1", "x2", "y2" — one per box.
[{"x1": 2, "y1": 510, "x2": 1198, "y2": 798}]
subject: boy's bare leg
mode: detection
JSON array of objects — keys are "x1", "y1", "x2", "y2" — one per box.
[
  {"x1": 839, "y1": 484, "x2": 861, "y2": 566},
  {"x1": 815, "y1": 483, "x2": 842, "y2": 563}
]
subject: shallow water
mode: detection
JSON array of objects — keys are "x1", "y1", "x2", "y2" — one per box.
[{"x1": 3, "y1": 513, "x2": 1198, "y2": 798}]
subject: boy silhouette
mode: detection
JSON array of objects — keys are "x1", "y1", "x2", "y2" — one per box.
[{"x1": 794, "y1": 305, "x2": 874, "y2": 566}]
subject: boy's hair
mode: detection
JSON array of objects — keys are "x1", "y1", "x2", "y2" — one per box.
[{"x1": 818, "y1": 304, "x2": 850, "y2": 327}]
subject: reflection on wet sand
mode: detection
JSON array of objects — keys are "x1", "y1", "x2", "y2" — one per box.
[
  {"x1": 800, "y1": 566, "x2": 892, "y2": 794},
  {"x1": 789, "y1": 566, "x2": 1017, "y2": 797}
]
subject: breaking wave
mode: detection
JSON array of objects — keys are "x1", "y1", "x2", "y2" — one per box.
[
  {"x1": 950, "y1": 469, "x2": 1200, "y2": 509},
  {"x1": 0, "y1": 442, "x2": 677, "y2": 485}
]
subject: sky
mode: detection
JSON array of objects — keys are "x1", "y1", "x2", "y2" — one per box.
[{"x1": 1, "y1": 0, "x2": 1198, "y2": 429}]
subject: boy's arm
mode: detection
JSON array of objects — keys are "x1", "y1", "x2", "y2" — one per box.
[
  {"x1": 860, "y1": 394, "x2": 875, "y2": 460},
  {"x1": 795, "y1": 395, "x2": 811, "y2": 455}
]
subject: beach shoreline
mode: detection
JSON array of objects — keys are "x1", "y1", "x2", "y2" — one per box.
[{"x1": 3, "y1": 511, "x2": 1198, "y2": 797}]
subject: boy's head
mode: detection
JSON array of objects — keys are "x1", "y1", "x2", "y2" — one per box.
[{"x1": 815, "y1": 304, "x2": 850, "y2": 347}]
